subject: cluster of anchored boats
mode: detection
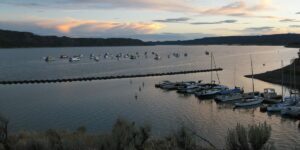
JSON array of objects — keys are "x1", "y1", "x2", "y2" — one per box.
[
  {"x1": 155, "y1": 80, "x2": 300, "y2": 119},
  {"x1": 44, "y1": 51, "x2": 188, "y2": 63}
]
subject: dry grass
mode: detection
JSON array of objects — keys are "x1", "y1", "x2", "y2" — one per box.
[
  {"x1": 0, "y1": 119, "x2": 274, "y2": 150},
  {"x1": 226, "y1": 122, "x2": 272, "y2": 150}
]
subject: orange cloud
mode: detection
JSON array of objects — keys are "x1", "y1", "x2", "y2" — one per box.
[{"x1": 33, "y1": 18, "x2": 164, "y2": 34}]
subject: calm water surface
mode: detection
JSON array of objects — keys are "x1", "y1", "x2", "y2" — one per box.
[{"x1": 0, "y1": 45, "x2": 299, "y2": 149}]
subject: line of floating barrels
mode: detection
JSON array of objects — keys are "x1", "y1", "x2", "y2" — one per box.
[{"x1": 0, "y1": 68, "x2": 223, "y2": 85}]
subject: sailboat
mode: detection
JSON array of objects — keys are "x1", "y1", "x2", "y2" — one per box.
[
  {"x1": 215, "y1": 63, "x2": 244, "y2": 102},
  {"x1": 195, "y1": 52, "x2": 228, "y2": 99},
  {"x1": 235, "y1": 55, "x2": 264, "y2": 107},
  {"x1": 280, "y1": 57, "x2": 300, "y2": 117}
]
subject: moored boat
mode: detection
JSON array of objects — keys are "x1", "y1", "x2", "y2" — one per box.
[
  {"x1": 94, "y1": 56, "x2": 100, "y2": 62},
  {"x1": 262, "y1": 88, "x2": 282, "y2": 104},
  {"x1": 69, "y1": 57, "x2": 80, "y2": 62},
  {"x1": 60, "y1": 55, "x2": 68, "y2": 59},
  {"x1": 195, "y1": 87, "x2": 227, "y2": 99},
  {"x1": 215, "y1": 93, "x2": 243, "y2": 102},
  {"x1": 234, "y1": 96, "x2": 264, "y2": 107},
  {"x1": 155, "y1": 81, "x2": 171, "y2": 88}
]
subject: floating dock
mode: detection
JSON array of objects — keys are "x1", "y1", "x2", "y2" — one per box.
[{"x1": 0, "y1": 68, "x2": 223, "y2": 85}]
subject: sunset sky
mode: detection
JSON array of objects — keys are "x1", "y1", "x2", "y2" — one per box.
[{"x1": 0, "y1": 0, "x2": 300, "y2": 41}]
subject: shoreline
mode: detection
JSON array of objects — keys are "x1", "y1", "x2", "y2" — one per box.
[{"x1": 245, "y1": 58, "x2": 300, "y2": 89}]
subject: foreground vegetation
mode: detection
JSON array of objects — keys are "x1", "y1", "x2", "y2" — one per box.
[{"x1": 0, "y1": 119, "x2": 274, "y2": 150}]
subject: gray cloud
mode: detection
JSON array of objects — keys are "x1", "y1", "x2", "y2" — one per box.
[
  {"x1": 130, "y1": 33, "x2": 214, "y2": 41},
  {"x1": 0, "y1": 0, "x2": 197, "y2": 12},
  {"x1": 296, "y1": 12, "x2": 300, "y2": 14},
  {"x1": 190, "y1": 19, "x2": 237, "y2": 25},
  {"x1": 0, "y1": 0, "x2": 277, "y2": 19},
  {"x1": 244, "y1": 26, "x2": 274, "y2": 32},
  {"x1": 280, "y1": 19, "x2": 300, "y2": 22},
  {"x1": 153, "y1": 17, "x2": 190, "y2": 23},
  {"x1": 290, "y1": 25, "x2": 300, "y2": 28}
]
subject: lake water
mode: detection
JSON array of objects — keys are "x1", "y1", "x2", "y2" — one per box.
[{"x1": 0, "y1": 45, "x2": 299, "y2": 149}]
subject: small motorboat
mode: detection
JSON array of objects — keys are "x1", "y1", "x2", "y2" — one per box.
[
  {"x1": 154, "y1": 55, "x2": 161, "y2": 60},
  {"x1": 262, "y1": 88, "x2": 282, "y2": 104},
  {"x1": 94, "y1": 56, "x2": 100, "y2": 62},
  {"x1": 60, "y1": 55, "x2": 68, "y2": 59},
  {"x1": 69, "y1": 57, "x2": 80, "y2": 62},
  {"x1": 234, "y1": 96, "x2": 264, "y2": 107}
]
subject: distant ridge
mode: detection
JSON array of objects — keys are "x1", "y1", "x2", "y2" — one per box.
[
  {"x1": 0, "y1": 29, "x2": 147, "y2": 48},
  {"x1": 1, "y1": 29, "x2": 300, "y2": 48},
  {"x1": 148, "y1": 34, "x2": 300, "y2": 47}
]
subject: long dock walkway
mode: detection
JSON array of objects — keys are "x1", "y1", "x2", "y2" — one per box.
[{"x1": 0, "y1": 68, "x2": 223, "y2": 85}]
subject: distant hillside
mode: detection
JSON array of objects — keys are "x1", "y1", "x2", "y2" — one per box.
[
  {"x1": 149, "y1": 34, "x2": 300, "y2": 47},
  {"x1": 0, "y1": 29, "x2": 147, "y2": 48},
  {"x1": 1, "y1": 29, "x2": 300, "y2": 48}
]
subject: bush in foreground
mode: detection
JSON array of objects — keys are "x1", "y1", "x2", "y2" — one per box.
[
  {"x1": 226, "y1": 122, "x2": 273, "y2": 150},
  {"x1": 0, "y1": 119, "x2": 274, "y2": 150}
]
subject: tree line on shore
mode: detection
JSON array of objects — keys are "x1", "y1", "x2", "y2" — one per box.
[{"x1": 1, "y1": 29, "x2": 300, "y2": 48}]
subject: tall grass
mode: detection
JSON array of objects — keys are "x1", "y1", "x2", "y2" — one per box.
[
  {"x1": 0, "y1": 119, "x2": 274, "y2": 150},
  {"x1": 226, "y1": 122, "x2": 272, "y2": 150}
]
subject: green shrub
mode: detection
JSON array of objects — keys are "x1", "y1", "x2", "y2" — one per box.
[{"x1": 226, "y1": 122, "x2": 272, "y2": 150}]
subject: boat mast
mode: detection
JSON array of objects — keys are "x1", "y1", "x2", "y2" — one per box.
[
  {"x1": 212, "y1": 53, "x2": 220, "y2": 84},
  {"x1": 234, "y1": 64, "x2": 236, "y2": 87},
  {"x1": 211, "y1": 51, "x2": 213, "y2": 84},
  {"x1": 250, "y1": 55, "x2": 255, "y2": 95},
  {"x1": 281, "y1": 60, "x2": 284, "y2": 101},
  {"x1": 294, "y1": 59, "x2": 296, "y2": 90}
]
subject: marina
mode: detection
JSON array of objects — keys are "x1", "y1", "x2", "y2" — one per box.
[{"x1": 0, "y1": 45, "x2": 299, "y2": 149}]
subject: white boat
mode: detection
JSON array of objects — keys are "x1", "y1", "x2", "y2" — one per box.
[
  {"x1": 154, "y1": 55, "x2": 161, "y2": 60},
  {"x1": 235, "y1": 55, "x2": 264, "y2": 107},
  {"x1": 215, "y1": 93, "x2": 243, "y2": 102},
  {"x1": 69, "y1": 57, "x2": 80, "y2": 62},
  {"x1": 235, "y1": 96, "x2": 264, "y2": 107},
  {"x1": 60, "y1": 55, "x2": 68, "y2": 59},
  {"x1": 94, "y1": 56, "x2": 100, "y2": 62},
  {"x1": 262, "y1": 88, "x2": 282, "y2": 104}
]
